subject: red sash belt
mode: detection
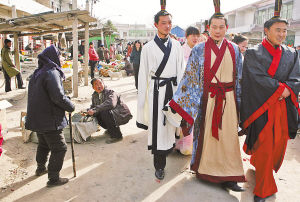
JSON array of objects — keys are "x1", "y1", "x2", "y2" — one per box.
[{"x1": 209, "y1": 82, "x2": 234, "y2": 140}]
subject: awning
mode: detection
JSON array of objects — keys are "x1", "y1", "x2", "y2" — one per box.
[{"x1": 0, "y1": 10, "x2": 97, "y2": 36}]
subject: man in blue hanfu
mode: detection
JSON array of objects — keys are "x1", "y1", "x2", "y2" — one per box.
[{"x1": 165, "y1": 0, "x2": 245, "y2": 192}]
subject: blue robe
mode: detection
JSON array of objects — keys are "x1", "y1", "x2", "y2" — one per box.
[{"x1": 168, "y1": 39, "x2": 245, "y2": 182}]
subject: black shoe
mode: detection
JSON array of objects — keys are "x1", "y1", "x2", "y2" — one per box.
[
  {"x1": 103, "y1": 130, "x2": 110, "y2": 136},
  {"x1": 35, "y1": 168, "x2": 47, "y2": 176},
  {"x1": 254, "y1": 195, "x2": 266, "y2": 202},
  {"x1": 155, "y1": 169, "x2": 165, "y2": 180},
  {"x1": 105, "y1": 137, "x2": 123, "y2": 144},
  {"x1": 47, "y1": 177, "x2": 69, "y2": 187},
  {"x1": 222, "y1": 181, "x2": 245, "y2": 192},
  {"x1": 18, "y1": 86, "x2": 26, "y2": 89}
]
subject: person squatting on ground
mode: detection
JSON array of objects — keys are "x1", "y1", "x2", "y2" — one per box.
[
  {"x1": 130, "y1": 40, "x2": 142, "y2": 90},
  {"x1": 87, "y1": 78, "x2": 132, "y2": 144},
  {"x1": 166, "y1": 0, "x2": 246, "y2": 192},
  {"x1": 240, "y1": 0, "x2": 300, "y2": 201},
  {"x1": 25, "y1": 45, "x2": 75, "y2": 187},
  {"x1": 1, "y1": 39, "x2": 25, "y2": 92},
  {"x1": 123, "y1": 57, "x2": 134, "y2": 76},
  {"x1": 137, "y1": 0, "x2": 185, "y2": 180},
  {"x1": 88, "y1": 42, "x2": 99, "y2": 79}
]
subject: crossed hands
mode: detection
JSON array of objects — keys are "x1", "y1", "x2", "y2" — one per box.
[{"x1": 279, "y1": 87, "x2": 291, "y2": 101}]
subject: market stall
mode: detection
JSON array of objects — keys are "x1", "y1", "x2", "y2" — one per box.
[{"x1": 0, "y1": 9, "x2": 97, "y2": 97}]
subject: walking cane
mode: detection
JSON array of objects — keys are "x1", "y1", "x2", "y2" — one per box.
[{"x1": 69, "y1": 112, "x2": 76, "y2": 177}]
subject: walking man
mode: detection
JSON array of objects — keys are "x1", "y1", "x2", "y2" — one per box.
[
  {"x1": 240, "y1": 1, "x2": 300, "y2": 201},
  {"x1": 166, "y1": 0, "x2": 245, "y2": 191},
  {"x1": 137, "y1": 0, "x2": 185, "y2": 180}
]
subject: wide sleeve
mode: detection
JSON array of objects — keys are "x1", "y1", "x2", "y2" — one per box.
[
  {"x1": 136, "y1": 47, "x2": 149, "y2": 129},
  {"x1": 44, "y1": 71, "x2": 75, "y2": 113},
  {"x1": 240, "y1": 49, "x2": 283, "y2": 124},
  {"x1": 235, "y1": 49, "x2": 243, "y2": 108},
  {"x1": 168, "y1": 47, "x2": 203, "y2": 125},
  {"x1": 284, "y1": 51, "x2": 300, "y2": 96},
  {"x1": 176, "y1": 43, "x2": 186, "y2": 83}
]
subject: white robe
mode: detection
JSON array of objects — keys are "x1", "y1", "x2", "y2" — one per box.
[{"x1": 137, "y1": 36, "x2": 185, "y2": 153}]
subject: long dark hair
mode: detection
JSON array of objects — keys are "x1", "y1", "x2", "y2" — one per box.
[
  {"x1": 231, "y1": 33, "x2": 248, "y2": 45},
  {"x1": 133, "y1": 41, "x2": 142, "y2": 52}
]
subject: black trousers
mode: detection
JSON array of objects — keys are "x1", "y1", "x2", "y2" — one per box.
[
  {"x1": 95, "y1": 110, "x2": 122, "y2": 139},
  {"x1": 36, "y1": 130, "x2": 67, "y2": 181},
  {"x1": 3, "y1": 69, "x2": 23, "y2": 92},
  {"x1": 133, "y1": 63, "x2": 139, "y2": 90},
  {"x1": 89, "y1": 60, "x2": 98, "y2": 79},
  {"x1": 154, "y1": 154, "x2": 166, "y2": 170}
]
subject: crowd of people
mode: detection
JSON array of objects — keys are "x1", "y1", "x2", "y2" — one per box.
[
  {"x1": 1, "y1": 0, "x2": 299, "y2": 202},
  {"x1": 136, "y1": 1, "x2": 299, "y2": 202}
]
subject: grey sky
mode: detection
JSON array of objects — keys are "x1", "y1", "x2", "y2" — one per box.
[{"x1": 79, "y1": 0, "x2": 259, "y2": 28}]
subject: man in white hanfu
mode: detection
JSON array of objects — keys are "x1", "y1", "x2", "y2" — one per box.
[{"x1": 136, "y1": 3, "x2": 185, "y2": 180}]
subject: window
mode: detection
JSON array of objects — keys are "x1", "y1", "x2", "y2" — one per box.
[
  {"x1": 282, "y1": 4, "x2": 288, "y2": 19},
  {"x1": 287, "y1": 3, "x2": 293, "y2": 19},
  {"x1": 123, "y1": 32, "x2": 127, "y2": 37}
]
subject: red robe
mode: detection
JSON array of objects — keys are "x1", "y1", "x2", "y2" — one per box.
[{"x1": 241, "y1": 39, "x2": 300, "y2": 198}]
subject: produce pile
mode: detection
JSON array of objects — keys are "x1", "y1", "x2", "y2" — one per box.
[{"x1": 99, "y1": 60, "x2": 125, "y2": 77}]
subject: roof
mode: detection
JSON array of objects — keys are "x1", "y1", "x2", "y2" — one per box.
[
  {"x1": 0, "y1": 10, "x2": 97, "y2": 36},
  {"x1": 171, "y1": 26, "x2": 185, "y2": 38},
  {"x1": 32, "y1": 27, "x2": 115, "y2": 41},
  {"x1": 0, "y1": 0, "x2": 51, "y2": 18}
]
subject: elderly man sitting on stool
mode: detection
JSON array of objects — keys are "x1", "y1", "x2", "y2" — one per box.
[{"x1": 87, "y1": 78, "x2": 132, "y2": 144}]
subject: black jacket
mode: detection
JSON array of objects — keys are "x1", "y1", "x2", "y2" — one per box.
[
  {"x1": 25, "y1": 69, "x2": 75, "y2": 132},
  {"x1": 91, "y1": 88, "x2": 132, "y2": 126},
  {"x1": 130, "y1": 49, "x2": 141, "y2": 66}
]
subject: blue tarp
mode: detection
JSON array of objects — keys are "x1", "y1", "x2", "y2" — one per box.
[{"x1": 171, "y1": 26, "x2": 185, "y2": 38}]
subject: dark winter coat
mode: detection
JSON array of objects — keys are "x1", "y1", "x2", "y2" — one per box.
[
  {"x1": 130, "y1": 48, "x2": 141, "y2": 67},
  {"x1": 97, "y1": 47, "x2": 105, "y2": 61},
  {"x1": 25, "y1": 45, "x2": 75, "y2": 132},
  {"x1": 91, "y1": 88, "x2": 132, "y2": 126}
]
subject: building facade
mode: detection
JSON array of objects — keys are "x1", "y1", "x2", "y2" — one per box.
[
  {"x1": 115, "y1": 23, "x2": 156, "y2": 44},
  {"x1": 35, "y1": 0, "x2": 72, "y2": 12},
  {"x1": 223, "y1": 0, "x2": 300, "y2": 46}
]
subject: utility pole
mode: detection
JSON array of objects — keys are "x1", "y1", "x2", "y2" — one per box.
[
  {"x1": 90, "y1": 0, "x2": 100, "y2": 16},
  {"x1": 84, "y1": 0, "x2": 90, "y2": 86},
  {"x1": 72, "y1": 0, "x2": 79, "y2": 97},
  {"x1": 12, "y1": 5, "x2": 20, "y2": 71}
]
